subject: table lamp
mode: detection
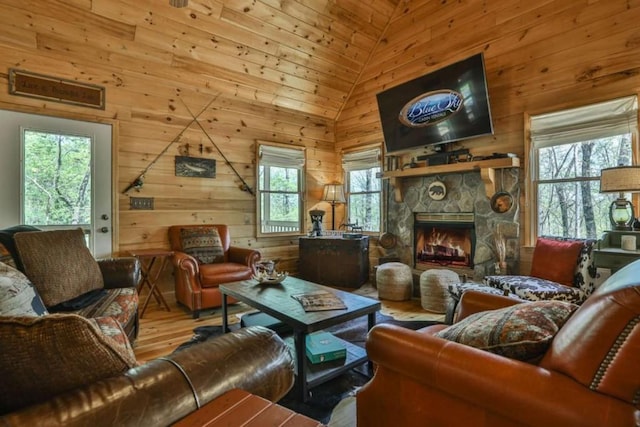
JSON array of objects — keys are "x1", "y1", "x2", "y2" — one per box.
[
  {"x1": 322, "y1": 183, "x2": 346, "y2": 230},
  {"x1": 600, "y1": 166, "x2": 640, "y2": 230}
]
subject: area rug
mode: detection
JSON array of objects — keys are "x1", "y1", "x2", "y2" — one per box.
[
  {"x1": 278, "y1": 312, "x2": 440, "y2": 423},
  {"x1": 177, "y1": 312, "x2": 440, "y2": 424}
]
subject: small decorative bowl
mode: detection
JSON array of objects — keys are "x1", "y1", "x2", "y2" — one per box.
[{"x1": 252, "y1": 270, "x2": 288, "y2": 284}]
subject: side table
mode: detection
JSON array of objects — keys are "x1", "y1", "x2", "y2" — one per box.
[
  {"x1": 171, "y1": 388, "x2": 323, "y2": 426},
  {"x1": 129, "y1": 248, "x2": 173, "y2": 318}
]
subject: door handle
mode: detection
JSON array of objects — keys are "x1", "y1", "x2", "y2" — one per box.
[{"x1": 99, "y1": 227, "x2": 109, "y2": 233}]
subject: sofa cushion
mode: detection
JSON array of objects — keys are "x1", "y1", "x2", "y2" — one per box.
[
  {"x1": 199, "y1": 262, "x2": 252, "y2": 287},
  {"x1": 0, "y1": 225, "x2": 41, "y2": 272},
  {"x1": 0, "y1": 243, "x2": 17, "y2": 270},
  {"x1": 483, "y1": 275, "x2": 586, "y2": 304},
  {"x1": 529, "y1": 237, "x2": 584, "y2": 286},
  {"x1": 0, "y1": 313, "x2": 137, "y2": 414},
  {"x1": 180, "y1": 226, "x2": 225, "y2": 264},
  {"x1": 72, "y1": 287, "x2": 139, "y2": 331},
  {"x1": 435, "y1": 300, "x2": 578, "y2": 362},
  {"x1": 0, "y1": 261, "x2": 48, "y2": 316},
  {"x1": 14, "y1": 229, "x2": 104, "y2": 307}
]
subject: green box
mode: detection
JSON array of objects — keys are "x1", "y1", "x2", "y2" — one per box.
[{"x1": 305, "y1": 331, "x2": 346, "y2": 364}]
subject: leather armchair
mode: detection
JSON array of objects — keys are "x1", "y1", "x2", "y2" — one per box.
[
  {"x1": 0, "y1": 326, "x2": 294, "y2": 427},
  {"x1": 168, "y1": 225, "x2": 261, "y2": 318},
  {"x1": 357, "y1": 260, "x2": 640, "y2": 427}
]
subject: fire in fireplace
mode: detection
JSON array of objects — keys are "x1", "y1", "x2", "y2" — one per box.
[{"x1": 414, "y1": 213, "x2": 475, "y2": 269}]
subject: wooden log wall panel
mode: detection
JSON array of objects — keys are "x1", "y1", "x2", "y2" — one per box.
[
  {"x1": 336, "y1": 0, "x2": 640, "y2": 269},
  {"x1": 2, "y1": 0, "x2": 396, "y2": 296},
  {"x1": 4, "y1": 0, "x2": 636, "y2": 296}
]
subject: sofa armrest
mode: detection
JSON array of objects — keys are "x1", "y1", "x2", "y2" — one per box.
[
  {"x1": 0, "y1": 326, "x2": 295, "y2": 427},
  {"x1": 455, "y1": 289, "x2": 523, "y2": 322},
  {"x1": 358, "y1": 324, "x2": 633, "y2": 427},
  {"x1": 228, "y1": 246, "x2": 261, "y2": 272},
  {"x1": 97, "y1": 257, "x2": 141, "y2": 289}
]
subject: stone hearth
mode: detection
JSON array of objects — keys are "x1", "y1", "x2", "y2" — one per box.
[{"x1": 383, "y1": 168, "x2": 520, "y2": 283}]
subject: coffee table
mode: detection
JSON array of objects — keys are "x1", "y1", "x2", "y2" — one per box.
[{"x1": 219, "y1": 276, "x2": 381, "y2": 402}]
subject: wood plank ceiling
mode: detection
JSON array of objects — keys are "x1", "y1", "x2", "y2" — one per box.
[{"x1": 85, "y1": 0, "x2": 402, "y2": 121}]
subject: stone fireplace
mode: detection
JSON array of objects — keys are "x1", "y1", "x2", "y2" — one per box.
[
  {"x1": 383, "y1": 167, "x2": 520, "y2": 285},
  {"x1": 414, "y1": 212, "x2": 475, "y2": 270}
]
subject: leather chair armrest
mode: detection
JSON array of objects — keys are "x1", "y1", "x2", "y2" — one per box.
[
  {"x1": 228, "y1": 246, "x2": 261, "y2": 271},
  {"x1": 0, "y1": 326, "x2": 295, "y2": 427},
  {"x1": 360, "y1": 324, "x2": 633, "y2": 427},
  {"x1": 97, "y1": 257, "x2": 141, "y2": 289},
  {"x1": 454, "y1": 289, "x2": 523, "y2": 322},
  {"x1": 172, "y1": 251, "x2": 199, "y2": 274}
]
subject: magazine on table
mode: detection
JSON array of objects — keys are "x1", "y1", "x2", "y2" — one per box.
[{"x1": 291, "y1": 290, "x2": 347, "y2": 312}]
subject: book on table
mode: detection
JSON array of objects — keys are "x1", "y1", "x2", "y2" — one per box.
[
  {"x1": 290, "y1": 290, "x2": 347, "y2": 312},
  {"x1": 305, "y1": 331, "x2": 347, "y2": 364},
  {"x1": 283, "y1": 331, "x2": 347, "y2": 364}
]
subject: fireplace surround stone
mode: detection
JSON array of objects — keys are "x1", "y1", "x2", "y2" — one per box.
[{"x1": 383, "y1": 168, "x2": 520, "y2": 295}]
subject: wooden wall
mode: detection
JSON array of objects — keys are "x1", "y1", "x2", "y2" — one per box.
[
  {"x1": 337, "y1": 0, "x2": 640, "y2": 271},
  {"x1": 2, "y1": 0, "x2": 640, "y2": 294},
  {"x1": 0, "y1": 0, "x2": 387, "y2": 294}
]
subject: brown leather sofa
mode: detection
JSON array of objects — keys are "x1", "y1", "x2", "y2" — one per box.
[
  {"x1": 168, "y1": 225, "x2": 261, "y2": 318},
  {"x1": 357, "y1": 259, "x2": 640, "y2": 427},
  {"x1": 0, "y1": 326, "x2": 294, "y2": 427}
]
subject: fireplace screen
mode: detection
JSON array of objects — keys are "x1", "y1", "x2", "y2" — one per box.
[{"x1": 414, "y1": 213, "x2": 475, "y2": 269}]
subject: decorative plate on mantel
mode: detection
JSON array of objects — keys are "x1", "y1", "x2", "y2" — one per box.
[{"x1": 428, "y1": 181, "x2": 447, "y2": 200}]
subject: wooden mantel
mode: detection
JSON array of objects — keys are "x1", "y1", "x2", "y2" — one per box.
[{"x1": 383, "y1": 157, "x2": 520, "y2": 202}]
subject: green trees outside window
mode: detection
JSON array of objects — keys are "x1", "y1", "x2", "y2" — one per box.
[
  {"x1": 23, "y1": 130, "x2": 92, "y2": 226},
  {"x1": 537, "y1": 135, "x2": 632, "y2": 239}
]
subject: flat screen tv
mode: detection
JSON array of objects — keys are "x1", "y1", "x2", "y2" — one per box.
[{"x1": 376, "y1": 53, "x2": 494, "y2": 154}]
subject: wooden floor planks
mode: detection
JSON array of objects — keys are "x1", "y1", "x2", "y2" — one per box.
[{"x1": 133, "y1": 283, "x2": 444, "y2": 363}]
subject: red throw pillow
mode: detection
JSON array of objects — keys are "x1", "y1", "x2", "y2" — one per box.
[{"x1": 529, "y1": 238, "x2": 584, "y2": 287}]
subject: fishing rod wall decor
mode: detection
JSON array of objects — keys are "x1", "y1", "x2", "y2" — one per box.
[{"x1": 122, "y1": 95, "x2": 254, "y2": 196}]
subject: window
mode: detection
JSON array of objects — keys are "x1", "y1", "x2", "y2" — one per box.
[
  {"x1": 529, "y1": 96, "x2": 637, "y2": 240},
  {"x1": 343, "y1": 147, "x2": 382, "y2": 232},
  {"x1": 22, "y1": 130, "x2": 92, "y2": 226},
  {"x1": 257, "y1": 144, "x2": 305, "y2": 236}
]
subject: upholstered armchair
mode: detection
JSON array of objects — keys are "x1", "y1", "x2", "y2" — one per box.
[
  {"x1": 357, "y1": 259, "x2": 640, "y2": 427},
  {"x1": 168, "y1": 225, "x2": 260, "y2": 318}
]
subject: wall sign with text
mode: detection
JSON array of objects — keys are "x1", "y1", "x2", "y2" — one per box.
[{"x1": 9, "y1": 68, "x2": 105, "y2": 110}]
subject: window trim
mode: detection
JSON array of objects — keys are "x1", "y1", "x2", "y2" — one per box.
[
  {"x1": 256, "y1": 142, "x2": 306, "y2": 238},
  {"x1": 525, "y1": 96, "x2": 639, "y2": 245},
  {"x1": 342, "y1": 146, "x2": 382, "y2": 233}
]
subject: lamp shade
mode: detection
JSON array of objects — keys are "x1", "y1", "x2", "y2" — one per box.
[
  {"x1": 322, "y1": 184, "x2": 346, "y2": 204},
  {"x1": 600, "y1": 166, "x2": 640, "y2": 193}
]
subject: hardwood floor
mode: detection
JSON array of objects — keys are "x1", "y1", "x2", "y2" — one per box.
[{"x1": 133, "y1": 283, "x2": 444, "y2": 363}]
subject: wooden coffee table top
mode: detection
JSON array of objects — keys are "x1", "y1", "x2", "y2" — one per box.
[{"x1": 220, "y1": 276, "x2": 380, "y2": 333}]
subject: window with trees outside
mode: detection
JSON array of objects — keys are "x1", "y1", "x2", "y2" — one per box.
[
  {"x1": 529, "y1": 96, "x2": 638, "y2": 241},
  {"x1": 343, "y1": 147, "x2": 381, "y2": 232},
  {"x1": 257, "y1": 144, "x2": 305, "y2": 236},
  {"x1": 22, "y1": 129, "x2": 92, "y2": 228}
]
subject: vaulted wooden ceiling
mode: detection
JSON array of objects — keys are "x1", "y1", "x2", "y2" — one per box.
[{"x1": 77, "y1": 0, "x2": 402, "y2": 120}]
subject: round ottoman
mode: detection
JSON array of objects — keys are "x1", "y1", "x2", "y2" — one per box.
[
  {"x1": 376, "y1": 262, "x2": 413, "y2": 301},
  {"x1": 420, "y1": 269, "x2": 460, "y2": 313}
]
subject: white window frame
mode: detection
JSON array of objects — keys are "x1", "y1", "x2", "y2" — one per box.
[
  {"x1": 256, "y1": 143, "x2": 305, "y2": 237},
  {"x1": 526, "y1": 96, "x2": 638, "y2": 244},
  {"x1": 343, "y1": 147, "x2": 382, "y2": 233}
]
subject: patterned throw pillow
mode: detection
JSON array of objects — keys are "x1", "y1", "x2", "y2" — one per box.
[
  {"x1": 14, "y1": 229, "x2": 104, "y2": 307},
  {"x1": 0, "y1": 314, "x2": 137, "y2": 414},
  {"x1": 435, "y1": 300, "x2": 578, "y2": 362},
  {"x1": 0, "y1": 261, "x2": 48, "y2": 316},
  {"x1": 180, "y1": 226, "x2": 225, "y2": 264}
]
